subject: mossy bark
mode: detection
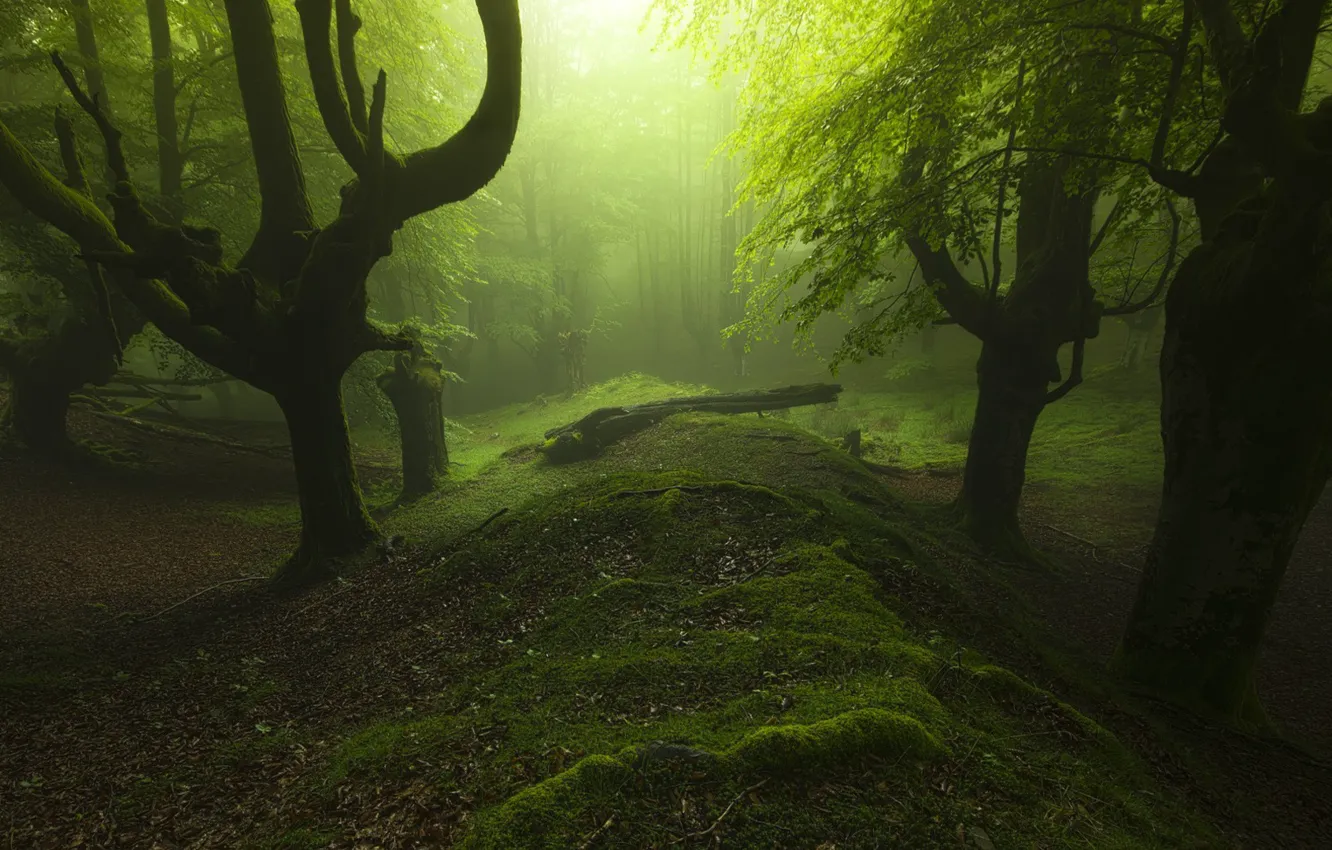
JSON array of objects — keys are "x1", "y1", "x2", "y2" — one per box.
[
  {"x1": 2, "y1": 366, "x2": 76, "y2": 452},
  {"x1": 1114, "y1": 242, "x2": 1332, "y2": 722},
  {"x1": 377, "y1": 350, "x2": 448, "y2": 498},
  {"x1": 954, "y1": 340, "x2": 1050, "y2": 555},
  {"x1": 275, "y1": 377, "x2": 379, "y2": 583}
]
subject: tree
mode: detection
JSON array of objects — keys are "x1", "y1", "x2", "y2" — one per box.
[
  {"x1": 0, "y1": 0, "x2": 522, "y2": 583},
  {"x1": 653, "y1": 0, "x2": 1202, "y2": 554},
  {"x1": 1114, "y1": 0, "x2": 1332, "y2": 722}
]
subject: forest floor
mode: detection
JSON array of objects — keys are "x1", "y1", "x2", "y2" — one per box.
[{"x1": 2, "y1": 374, "x2": 1330, "y2": 848}]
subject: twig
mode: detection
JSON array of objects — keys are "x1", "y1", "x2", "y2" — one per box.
[
  {"x1": 1041, "y1": 523, "x2": 1100, "y2": 556},
  {"x1": 137, "y1": 576, "x2": 266, "y2": 621},
  {"x1": 578, "y1": 816, "x2": 616, "y2": 849},
  {"x1": 475, "y1": 507, "x2": 510, "y2": 533},
  {"x1": 671, "y1": 779, "x2": 768, "y2": 843},
  {"x1": 295, "y1": 581, "x2": 359, "y2": 616}
]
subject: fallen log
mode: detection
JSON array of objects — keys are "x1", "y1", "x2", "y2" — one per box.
[{"x1": 541, "y1": 383, "x2": 842, "y2": 463}]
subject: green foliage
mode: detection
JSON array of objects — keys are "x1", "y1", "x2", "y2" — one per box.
[{"x1": 651, "y1": 0, "x2": 1215, "y2": 364}]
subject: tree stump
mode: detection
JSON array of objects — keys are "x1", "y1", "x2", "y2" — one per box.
[{"x1": 377, "y1": 349, "x2": 448, "y2": 498}]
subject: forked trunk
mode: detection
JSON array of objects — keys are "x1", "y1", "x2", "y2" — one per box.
[
  {"x1": 1114, "y1": 320, "x2": 1332, "y2": 723},
  {"x1": 2, "y1": 367, "x2": 75, "y2": 453},
  {"x1": 378, "y1": 352, "x2": 448, "y2": 498},
  {"x1": 275, "y1": 376, "x2": 378, "y2": 583},
  {"x1": 955, "y1": 340, "x2": 1050, "y2": 554}
]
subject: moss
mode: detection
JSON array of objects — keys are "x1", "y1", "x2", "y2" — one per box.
[
  {"x1": 725, "y1": 708, "x2": 947, "y2": 773},
  {"x1": 215, "y1": 375, "x2": 1217, "y2": 849},
  {"x1": 460, "y1": 754, "x2": 632, "y2": 850}
]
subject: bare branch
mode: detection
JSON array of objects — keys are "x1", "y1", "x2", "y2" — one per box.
[
  {"x1": 1089, "y1": 196, "x2": 1124, "y2": 255},
  {"x1": 389, "y1": 0, "x2": 522, "y2": 225},
  {"x1": 1150, "y1": 0, "x2": 1194, "y2": 169},
  {"x1": 54, "y1": 109, "x2": 121, "y2": 360},
  {"x1": 989, "y1": 59, "x2": 1025, "y2": 303},
  {"x1": 51, "y1": 51, "x2": 128, "y2": 184},
  {"x1": 1104, "y1": 198, "x2": 1182, "y2": 316},
  {"x1": 1194, "y1": 0, "x2": 1250, "y2": 95},
  {"x1": 337, "y1": 0, "x2": 368, "y2": 133},
  {"x1": 1045, "y1": 337, "x2": 1085, "y2": 404},
  {"x1": 295, "y1": 0, "x2": 367, "y2": 174},
  {"x1": 222, "y1": 0, "x2": 315, "y2": 265}
]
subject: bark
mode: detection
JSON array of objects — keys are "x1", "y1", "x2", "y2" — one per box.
[
  {"x1": 275, "y1": 376, "x2": 379, "y2": 583},
  {"x1": 69, "y1": 0, "x2": 110, "y2": 111},
  {"x1": 222, "y1": 0, "x2": 315, "y2": 283},
  {"x1": 955, "y1": 340, "x2": 1051, "y2": 553},
  {"x1": 145, "y1": 0, "x2": 184, "y2": 223},
  {"x1": 1114, "y1": 233, "x2": 1332, "y2": 722},
  {"x1": 377, "y1": 350, "x2": 448, "y2": 498},
  {"x1": 2, "y1": 364, "x2": 76, "y2": 451}
]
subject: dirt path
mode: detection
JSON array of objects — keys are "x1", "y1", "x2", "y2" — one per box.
[{"x1": 888, "y1": 470, "x2": 1332, "y2": 757}]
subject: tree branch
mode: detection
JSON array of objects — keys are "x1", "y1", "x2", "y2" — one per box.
[
  {"x1": 51, "y1": 51, "x2": 128, "y2": 184},
  {"x1": 54, "y1": 109, "x2": 121, "y2": 360},
  {"x1": 295, "y1": 0, "x2": 367, "y2": 174},
  {"x1": 1089, "y1": 196, "x2": 1125, "y2": 255},
  {"x1": 221, "y1": 0, "x2": 315, "y2": 269},
  {"x1": 337, "y1": 0, "x2": 368, "y2": 133},
  {"x1": 1103, "y1": 198, "x2": 1181, "y2": 316},
  {"x1": 1044, "y1": 337, "x2": 1085, "y2": 404},
  {"x1": 1150, "y1": 0, "x2": 1194, "y2": 169},
  {"x1": 990, "y1": 59, "x2": 1025, "y2": 302},
  {"x1": 904, "y1": 235, "x2": 992, "y2": 339},
  {"x1": 387, "y1": 0, "x2": 522, "y2": 224},
  {"x1": 1193, "y1": 0, "x2": 1250, "y2": 96}
]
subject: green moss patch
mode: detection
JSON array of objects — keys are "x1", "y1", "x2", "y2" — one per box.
[{"x1": 297, "y1": 464, "x2": 1214, "y2": 848}]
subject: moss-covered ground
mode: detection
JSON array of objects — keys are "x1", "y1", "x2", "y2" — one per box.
[
  {"x1": 8, "y1": 372, "x2": 1325, "y2": 848},
  {"x1": 205, "y1": 374, "x2": 1211, "y2": 848}
]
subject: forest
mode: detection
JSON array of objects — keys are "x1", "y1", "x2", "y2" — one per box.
[{"x1": 2, "y1": 0, "x2": 1330, "y2": 847}]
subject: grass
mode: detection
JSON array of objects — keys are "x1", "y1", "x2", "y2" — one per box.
[{"x1": 782, "y1": 366, "x2": 1162, "y2": 490}]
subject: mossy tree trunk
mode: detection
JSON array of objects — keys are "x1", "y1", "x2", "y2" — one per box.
[
  {"x1": 1114, "y1": 217, "x2": 1332, "y2": 722},
  {"x1": 276, "y1": 374, "x2": 378, "y2": 579},
  {"x1": 955, "y1": 339, "x2": 1054, "y2": 553},
  {"x1": 0, "y1": 0, "x2": 521, "y2": 586},
  {"x1": 1113, "y1": 0, "x2": 1331, "y2": 720},
  {"x1": 2, "y1": 362, "x2": 78, "y2": 451},
  {"x1": 377, "y1": 349, "x2": 448, "y2": 498}
]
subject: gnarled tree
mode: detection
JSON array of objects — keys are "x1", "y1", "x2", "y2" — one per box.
[
  {"x1": 1115, "y1": 0, "x2": 1332, "y2": 723},
  {"x1": 0, "y1": 0, "x2": 522, "y2": 582}
]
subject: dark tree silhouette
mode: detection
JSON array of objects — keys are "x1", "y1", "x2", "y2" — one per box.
[{"x1": 0, "y1": 0, "x2": 522, "y2": 583}]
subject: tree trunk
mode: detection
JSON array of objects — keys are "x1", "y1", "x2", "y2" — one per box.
[
  {"x1": 1120, "y1": 307, "x2": 1161, "y2": 371},
  {"x1": 2, "y1": 368, "x2": 74, "y2": 452},
  {"x1": 1114, "y1": 317, "x2": 1332, "y2": 723},
  {"x1": 955, "y1": 340, "x2": 1050, "y2": 554},
  {"x1": 378, "y1": 351, "x2": 448, "y2": 499},
  {"x1": 275, "y1": 377, "x2": 378, "y2": 583}
]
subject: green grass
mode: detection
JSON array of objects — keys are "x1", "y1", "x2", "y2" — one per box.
[{"x1": 781, "y1": 364, "x2": 1163, "y2": 489}]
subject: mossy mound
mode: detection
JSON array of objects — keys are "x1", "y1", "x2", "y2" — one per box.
[{"x1": 313, "y1": 471, "x2": 1215, "y2": 849}]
